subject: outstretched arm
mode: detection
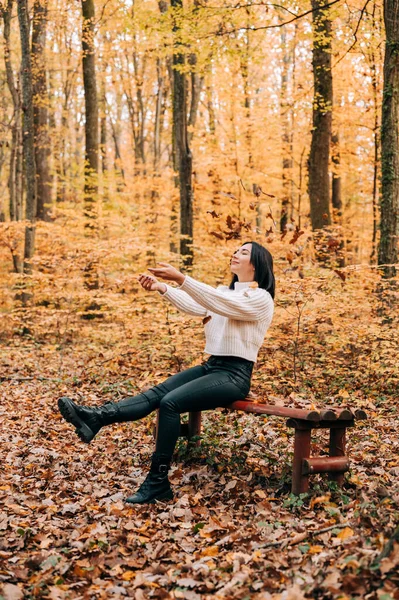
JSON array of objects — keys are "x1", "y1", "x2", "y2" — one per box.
[
  {"x1": 138, "y1": 273, "x2": 207, "y2": 317},
  {"x1": 147, "y1": 264, "x2": 273, "y2": 322}
]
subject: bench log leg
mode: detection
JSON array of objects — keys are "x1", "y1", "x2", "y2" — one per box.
[
  {"x1": 188, "y1": 411, "x2": 202, "y2": 446},
  {"x1": 292, "y1": 427, "x2": 311, "y2": 495},
  {"x1": 329, "y1": 427, "x2": 346, "y2": 486},
  {"x1": 154, "y1": 410, "x2": 201, "y2": 442}
]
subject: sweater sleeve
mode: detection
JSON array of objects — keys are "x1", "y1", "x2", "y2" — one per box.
[
  {"x1": 180, "y1": 275, "x2": 273, "y2": 322},
  {"x1": 160, "y1": 284, "x2": 208, "y2": 317}
]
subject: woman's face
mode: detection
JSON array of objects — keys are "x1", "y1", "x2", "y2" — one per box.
[{"x1": 230, "y1": 243, "x2": 255, "y2": 281}]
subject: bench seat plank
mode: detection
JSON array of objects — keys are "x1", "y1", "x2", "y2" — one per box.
[
  {"x1": 227, "y1": 400, "x2": 366, "y2": 423},
  {"x1": 227, "y1": 400, "x2": 321, "y2": 421}
]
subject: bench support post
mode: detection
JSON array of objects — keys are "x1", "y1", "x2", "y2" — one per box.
[
  {"x1": 188, "y1": 411, "x2": 202, "y2": 446},
  {"x1": 329, "y1": 427, "x2": 347, "y2": 486},
  {"x1": 291, "y1": 426, "x2": 311, "y2": 495}
]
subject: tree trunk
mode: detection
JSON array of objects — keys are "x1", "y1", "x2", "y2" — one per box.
[
  {"x1": 187, "y1": 53, "x2": 204, "y2": 145},
  {"x1": 308, "y1": 0, "x2": 333, "y2": 230},
  {"x1": 187, "y1": 0, "x2": 203, "y2": 146},
  {"x1": 240, "y1": 16, "x2": 253, "y2": 169},
  {"x1": 132, "y1": 49, "x2": 146, "y2": 170},
  {"x1": 378, "y1": 0, "x2": 399, "y2": 277},
  {"x1": 100, "y1": 102, "x2": 108, "y2": 173},
  {"x1": 370, "y1": 3, "x2": 380, "y2": 263},
  {"x1": 54, "y1": 46, "x2": 75, "y2": 204},
  {"x1": 17, "y1": 0, "x2": 37, "y2": 280},
  {"x1": 100, "y1": 100, "x2": 109, "y2": 200},
  {"x1": 279, "y1": 19, "x2": 294, "y2": 233},
  {"x1": 122, "y1": 48, "x2": 147, "y2": 175},
  {"x1": 207, "y1": 80, "x2": 216, "y2": 136},
  {"x1": 100, "y1": 65, "x2": 109, "y2": 200},
  {"x1": 331, "y1": 132, "x2": 342, "y2": 216},
  {"x1": 0, "y1": 141, "x2": 6, "y2": 221},
  {"x1": 154, "y1": 57, "x2": 164, "y2": 172},
  {"x1": 172, "y1": 0, "x2": 193, "y2": 266},
  {"x1": 81, "y1": 0, "x2": 98, "y2": 223},
  {"x1": 15, "y1": 126, "x2": 23, "y2": 221},
  {"x1": 8, "y1": 125, "x2": 17, "y2": 221},
  {"x1": 146, "y1": 57, "x2": 165, "y2": 264},
  {"x1": 108, "y1": 92, "x2": 125, "y2": 189},
  {"x1": 32, "y1": 0, "x2": 51, "y2": 221},
  {"x1": 2, "y1": 0, "x2": 23, "y2": 222}
]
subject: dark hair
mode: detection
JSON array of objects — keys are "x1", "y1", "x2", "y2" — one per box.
[{"x1": 229, "y1": 241, "x2": 275, "y2": 299}]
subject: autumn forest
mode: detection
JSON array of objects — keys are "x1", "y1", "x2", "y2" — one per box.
[{"x1": 0, "y1": 0, "x2": 398, "y2": 598}]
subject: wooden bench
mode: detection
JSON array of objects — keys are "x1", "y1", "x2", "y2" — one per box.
[{"x1": 158, "y1": 401, "x2": 367, "y2": 495}]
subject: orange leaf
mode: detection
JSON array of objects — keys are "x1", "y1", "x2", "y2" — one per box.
[
  {"x1": 336, "y1": 527, "x2": 354, "y2": 540},
  {"x1": 201, "y1": 546, "x2": 219, "y2": 557}
]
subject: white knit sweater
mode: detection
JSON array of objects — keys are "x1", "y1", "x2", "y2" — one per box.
[{"x1": 161, "y1": 275, "x2": 274, "y2": 362}]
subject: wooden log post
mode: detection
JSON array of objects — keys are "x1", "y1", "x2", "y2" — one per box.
[
  {"x1": 329, "y1": 426, "x2": 347, "y2": 486},
  {"x1": 154, "y1": 410, "x2": 201, "y2": 444},
  {"x1": 291, "y1": 425, "x2": 312, "y2": 495},
  {"x1": 188, "y1": 411, "x2": 201, "y2": 440}
]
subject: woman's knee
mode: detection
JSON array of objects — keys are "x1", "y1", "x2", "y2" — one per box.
[
  {"x1": 159, "y1": 393, "x2": 179, "y2": 414},
  {"x1": 141, "y1": 382, "x2": 169, "y2": 404}
]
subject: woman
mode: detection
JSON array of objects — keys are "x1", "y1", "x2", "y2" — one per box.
[{"x1": 58, "y1": 242, "x2": 275, "y2": 504}]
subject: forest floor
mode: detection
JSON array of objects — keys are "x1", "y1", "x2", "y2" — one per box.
[{"x1": 0, "y1": 266, "x2": 399, "y2": 600}]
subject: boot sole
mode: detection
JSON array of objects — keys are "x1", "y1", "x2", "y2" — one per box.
[
  {"x1": 57, "y1": 397, "x2": 95, "y2": 444},
  {"x1": 125, "y1": 489, "x2": 174, "y2": 505}
]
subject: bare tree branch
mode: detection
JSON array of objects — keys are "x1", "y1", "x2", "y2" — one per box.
[
  {"x1": 332, "y1": 0, "x2": 372, "y2": 67},
  {"x1": 203, "y1": 0, "x2": 342, "y2": 37}
]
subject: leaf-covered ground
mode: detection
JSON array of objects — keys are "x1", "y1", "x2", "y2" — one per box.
[{"x1": 1, "y1": 265, "x2": 399, "y2": 599}]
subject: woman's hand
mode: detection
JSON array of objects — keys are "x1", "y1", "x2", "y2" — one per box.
[
  {"x1": 138, "y1": 274, "x2": 166, "y2": 294},
  {"x1": 148, "y1": 263, "x2": 185, "y2": 285}
]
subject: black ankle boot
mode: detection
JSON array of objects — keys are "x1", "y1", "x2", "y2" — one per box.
[
  {"x1": 126, "y1": 454, "x2": 173, "y2": 504},
  {"x1": 57, "y1": 397, "x2": 119, "y2": 443}
]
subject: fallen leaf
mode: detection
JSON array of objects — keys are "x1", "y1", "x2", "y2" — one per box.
[
  {"x1": 336, "y1": 527, "x2": 354, "y2": 540},
  {"x1": 2, "y1": 584, "x2": 24, "y2": 600},
  {"x1": 201, "y1": 546, "x2": 219, "y2": 557}
]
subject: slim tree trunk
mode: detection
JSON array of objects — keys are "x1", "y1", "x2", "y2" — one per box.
[
  {"x1": 187, "y1": 0, "x2": 203, "y2": 145},
  {"x1": 146, "y1": 57, "x2": 165, "y2": 264},
  {"x1": 0, "y1": 136, "x2": 6, "y2": 220},
  {"x1": 308, "y1": 0, "x2": 333, "y2": 230},
  {"x1": 207, "y1": 80, "x2": 216, "y2": 136},
  {"x1": 100, "y1": 101, "x2": 109, "y2": 200},
  {"x1": 100, "y1": 101, "x2": 108, "y2": 174},
  {"x1": 17, "y1": 0, "x2": 37, "y2": 280},
  {"x1": 133, "y1": 49, "x2": 146, "y2": 170},
  {"x1": 172, "y1": 0, "x2": 193, "y2": 266},
  {"x1": 331, "y1": 132, "x2": 342, "y2": 217},
  {"x1": 123, "y1": 48, "x2": 147, "y2": 174},
  {"x1": 81, "y1": 0, "x2": 98, "y2": 223},
  {"x1": 15, "y1": 126, "x2": 23, "y2": 221},
  {"x1": 378, "y1": 0, "x2": 399, "y2": 277},
  {"x1": 32, "y1": 0, "x2": 51, "y2": 221},
  {"x1": 154, "y1": 57, "x2": 164, "y2": 172},
  {"x1": 370, "y1": 4, "x2": 380, "y2": 263},
  {"x1": 54, "y1": 41, "x2": 76, "y2": 204},
  {"x1": 187, "y1": 53, "x2": 204, "y2": 145},
  {"x1": 2, "y1": 0, "x2": 23, "y2": 222},
  {"x1": 9, "y1": 125, "x2": 17, "y2": 221},
  {"x1": 100, "y1": 65, "x2": 109, "y2": 200},
  {"x1": 240, "y1": 11, "x2": 253, "y2": 170},
  {"x1": 279, "y1": 19, "x2": 294, "y2": 233},
  {"x1": 108, "y1": 92, "x2": 125, "y2": 189}
]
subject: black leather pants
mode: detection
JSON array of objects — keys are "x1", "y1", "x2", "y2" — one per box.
[{"x1": 112, "y1": 356, "x2": 254, "y2": 457}]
